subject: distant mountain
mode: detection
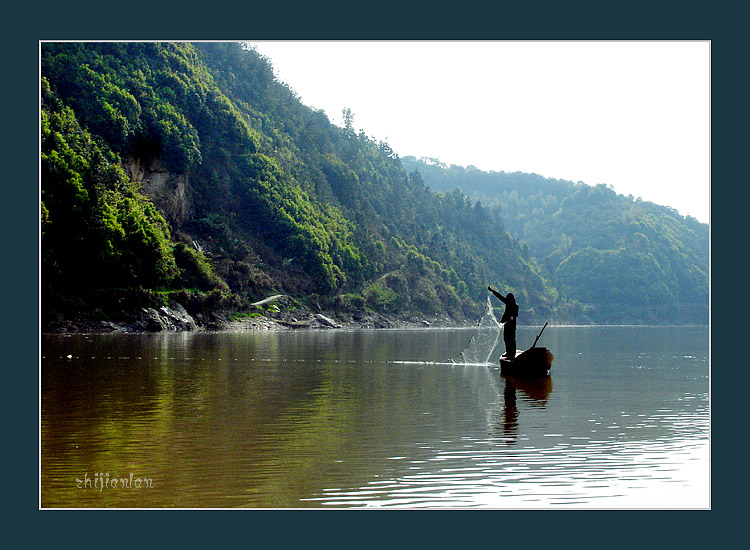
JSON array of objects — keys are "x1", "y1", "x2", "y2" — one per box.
[
  {"x1": 401, "y1": 157, "x2": 709, "y2": 324},
  {"x1": 41, "y1": 42, "x2": 575, "y2": 329}
]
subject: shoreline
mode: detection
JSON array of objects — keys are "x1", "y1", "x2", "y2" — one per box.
[
  {"x1": 41, "y1": 311, "x2": 708, "y2": 336},
  {"x1": 41, "y1": 307, "x2": 472, "y2": 335},
  {"x1": 41, "y1": 296, "x2": 708, "y2": 336}
]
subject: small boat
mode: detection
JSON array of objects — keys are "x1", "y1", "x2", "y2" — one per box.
[{"x1": 500, "y1": 323, "x2": 554, "y2": 378}]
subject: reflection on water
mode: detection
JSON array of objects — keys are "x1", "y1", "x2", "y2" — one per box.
[
  {"x1": 498, "y1": 376, "x2": 554, "y2": 442},
  {"x1": 41, "y1": 326, "x2": 709, "y2": 508}
]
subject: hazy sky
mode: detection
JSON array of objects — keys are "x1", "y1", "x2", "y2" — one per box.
[{"x1": 249, "y1": 41, "x2": 710, "y2": 223}]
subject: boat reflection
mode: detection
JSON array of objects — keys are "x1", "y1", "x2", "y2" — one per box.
[
  {"x1": 508, "y1": 376, "x2": 554, "y2": 406},
  {"x1": 497, "y1": 375, "x2": 554, "y2": 442}
]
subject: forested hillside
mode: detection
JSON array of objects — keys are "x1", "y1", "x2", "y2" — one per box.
[
  {"x1": 41, "y1": 42, "x2": 576, "y2": 330},
  {"x1": 401, "y1": 157, "x2": 709, "y2": 323}
]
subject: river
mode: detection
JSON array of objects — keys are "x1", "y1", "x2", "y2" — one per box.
[{"x1": 40, "y1": 324, "x2": 709, "y2": 508}]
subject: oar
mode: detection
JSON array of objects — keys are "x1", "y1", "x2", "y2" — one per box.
[{"x1": 531, "y1": 322, "x2": 548, "y2": 348}]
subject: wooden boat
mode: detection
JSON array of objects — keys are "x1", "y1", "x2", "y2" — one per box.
[{"x1": 499, "y1": 323, "x2": 554, "y2": 378}]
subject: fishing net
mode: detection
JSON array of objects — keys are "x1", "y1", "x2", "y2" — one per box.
[{"x1": 452, "y1": 294, "x2": 504, "y2": 365}]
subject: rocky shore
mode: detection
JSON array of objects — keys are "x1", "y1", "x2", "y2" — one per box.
[{"x1": 43, "y1": 294, "x2": 466, "y2": 334}]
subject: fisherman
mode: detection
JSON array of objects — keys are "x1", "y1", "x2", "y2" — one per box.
[{"x1": 488, "y1": 286, "x2": 518, "y2": 359}]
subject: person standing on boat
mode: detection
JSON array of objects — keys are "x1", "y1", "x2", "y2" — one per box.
[{"x1": 488, "y1": 286, "x2": 518, "y2": 359}]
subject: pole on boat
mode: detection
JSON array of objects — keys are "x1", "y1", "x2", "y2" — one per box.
[{"x1": 531, "y1": 322, "x2": 548, "y2": 348}]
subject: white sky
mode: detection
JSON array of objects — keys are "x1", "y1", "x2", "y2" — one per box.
[{"x1": 249, "y1": 41, "x2": 710, "y2": 223}]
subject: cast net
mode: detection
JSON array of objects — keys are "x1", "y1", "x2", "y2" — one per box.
[{"x1": 452, "y1": 294, "x2": 504, "y2": 365}]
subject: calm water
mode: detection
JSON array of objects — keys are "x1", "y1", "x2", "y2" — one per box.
[{"x1": 40, "y1": 325, "x2": 709, "y2": 508}]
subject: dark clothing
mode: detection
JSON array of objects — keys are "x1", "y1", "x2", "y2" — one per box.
[
  {"x1": 489, "y1": 288, "x2": 518, "y2": 357},
  {"x1": 489, "y1": 288, "x2": 518, "y2": 324},
  {"x1": 503, "y1": 322, "x2": 516, "y2": 358}
]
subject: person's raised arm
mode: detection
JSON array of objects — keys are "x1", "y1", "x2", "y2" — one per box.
[{"x1": 488, "y1": 285, "x2": 507, "y2": 303}]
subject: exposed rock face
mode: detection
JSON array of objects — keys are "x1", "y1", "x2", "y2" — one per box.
[
  {"x1": 314, "y1": 313, "x2": 341, "y2": 328},
  {"x1": 140, "y1": 303, "x2": 197, "y2": 332},
  {"x1": 124, "y1": 156, "x2": 191, "y2": 227},
  {"x1": 251, "y1": 295, "x2": 286, "y2": 308}
]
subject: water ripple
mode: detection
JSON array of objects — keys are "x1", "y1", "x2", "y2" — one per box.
[{"x1": 304, "y1": 437, "x2": 709, "y2": 509}]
